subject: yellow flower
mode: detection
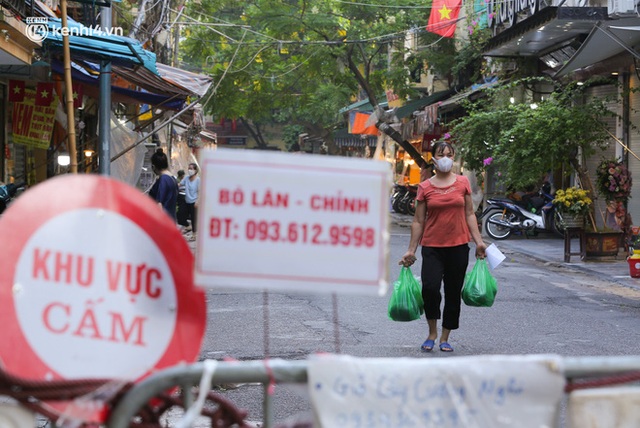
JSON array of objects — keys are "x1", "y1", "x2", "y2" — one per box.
[{"x1": 552, "y1": 186, "x2": 592, "y2": 216}]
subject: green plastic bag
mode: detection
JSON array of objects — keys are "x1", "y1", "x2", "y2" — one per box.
[
  {"x1": 388, "y1": 267, "x2": 424, "y2": 321},
  {"x1": 462, "y1": 259, "x2": 498, "y2": 307}
]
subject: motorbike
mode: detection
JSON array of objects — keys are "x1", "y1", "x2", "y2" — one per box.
[
  {"x1": 479, "y1": 183, "x2": 566, "y2": 240},
  {"x1": 390, "y1": 184, "x2": 417, "y2": 215},
  {"x1": 0, "y1": 182, "x2": 25, "y2": 215}
]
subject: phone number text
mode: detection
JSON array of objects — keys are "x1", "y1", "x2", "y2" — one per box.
[{"x1": 209, "y1": 217, "x2": 375, "y2": 248}]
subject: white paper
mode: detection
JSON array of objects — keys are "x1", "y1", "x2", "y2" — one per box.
[
  {"x1": 486, "y1": 243, "x2": 506, "y2": 269},
  {"x1": 308, "y1": 354, "x2": 565, "y2": 428}
]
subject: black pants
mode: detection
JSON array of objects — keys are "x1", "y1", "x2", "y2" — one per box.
[
  {"x1": 420, "y1": 244, "x2": 470, "y2": 330},
  {"x1": 177, "y1": 193, "x2": 189, "y2": 226},
  {"x1": 185, "y1": 202, "x2": 197, "y2": 233}
]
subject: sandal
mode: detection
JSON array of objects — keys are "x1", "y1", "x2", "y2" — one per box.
[
  {"x1": 421, "y1": 339, "x2": 435, "y2": 352},
  {"x1": 439, "y1": 342, "x2": 454, "y2": 352}
]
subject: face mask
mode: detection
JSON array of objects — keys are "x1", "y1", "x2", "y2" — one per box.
[
  {"x1": 187, "y1": 169, "x2": 196, "y2": 176},
  {"x1": 434, "y1": 156, "x2": 453, "y2": 172}
]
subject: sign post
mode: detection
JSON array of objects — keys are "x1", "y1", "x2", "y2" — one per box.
[{"x1": 195, "y1": 148, "x2": 392, "y2": 295}]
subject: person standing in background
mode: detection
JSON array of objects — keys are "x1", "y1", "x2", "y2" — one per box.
[
  {"x1": 181, "y1": 163, "x2": 200, "y2": 241},
  {"x1": 176, "y1": 170, "x2": 189, "y2": 230},
  {"x1": 148, "y1": 148, "x2": 178, "y2": 222}
]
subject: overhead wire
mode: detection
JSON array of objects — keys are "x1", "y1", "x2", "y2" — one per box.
[{"x1": 111, "y1": 29, "x2": 249, "y2": 163}]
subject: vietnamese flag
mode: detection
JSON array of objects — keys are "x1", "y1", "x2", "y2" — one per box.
[
  {"x1": 8, "y1": 80, "x2": 25, "y2": 103},
  {"x1": 72, "y1": 83, "x2": 83, "y2": 109},
  {"x1": 427, "y1": 0, "x2": 462, "y2": 38},
  {"x1": 35, "y1": 82, "x2": 55, "y2": 106}
]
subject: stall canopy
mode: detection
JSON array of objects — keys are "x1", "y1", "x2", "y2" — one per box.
[
  {"x1": 334, "y1": 128, "x2": 378, "y2": 147},
  {"x1": 41, "y1": 18, "x2": 158, "y2": 72},
  {"x1": 394, "y1": 89, "x2": 457, "y2": 120},
  {"x1": 554, "y1": 17, "x2": 640, "y2": 78},
  {"x1": 50, "y1": 60, "x2": 186, "y2": 109}
]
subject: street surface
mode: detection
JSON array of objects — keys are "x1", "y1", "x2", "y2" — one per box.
[{"x1": 196, "y1": 223, "x2": 640, "y2": 426}]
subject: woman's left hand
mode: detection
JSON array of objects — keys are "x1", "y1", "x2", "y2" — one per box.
[{"x1": 475, "y1": 242, "x2": 487, "y2": 259}]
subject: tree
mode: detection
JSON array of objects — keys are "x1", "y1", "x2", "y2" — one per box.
[
  {"x1": 451, "y1": 77, "x2": 616, "y2": 194},
  {"x1": 180, "y1": 0, "x2": 448, "y2": 151}
]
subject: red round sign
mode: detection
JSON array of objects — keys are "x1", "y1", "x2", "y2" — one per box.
[{"x1": 0, "y1": 175, "x2": 206, "y2": 381}]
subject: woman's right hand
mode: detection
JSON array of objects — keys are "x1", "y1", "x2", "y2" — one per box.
[{"x1": 399, "y1": 251, "x2": 417, "y2": 267}]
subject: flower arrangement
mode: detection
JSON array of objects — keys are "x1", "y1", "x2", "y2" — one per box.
[
  {"x1": 552, "y1": 187, "x2": 593, "y2": 216},
  {"x1": 596, "y1": 159, "x2": 632, "y2": 203}
]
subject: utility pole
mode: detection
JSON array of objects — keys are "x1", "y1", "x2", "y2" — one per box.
[
  {"x1": 60, "y1": 0, "x2": 78, "y2": 173},
  {"x1": 99, "y1": 4, "x2": 112, "y2": 175}
]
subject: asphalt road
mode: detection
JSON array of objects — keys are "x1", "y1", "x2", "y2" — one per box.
[{"x1": 195, "y1": 223, "x2": 640, "y2": 426}]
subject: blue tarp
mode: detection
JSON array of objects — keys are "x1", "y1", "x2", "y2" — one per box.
[
  {"x1": 50, "y1": 60, "x2": 185, "y2": 109},
  {"x1": 41, "y1": 18, "x2": 158, "y2": 74}
]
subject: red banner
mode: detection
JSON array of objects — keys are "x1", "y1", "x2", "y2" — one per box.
[{"x1": 11, "y1": 89, "x2": 57, "y2": 149}]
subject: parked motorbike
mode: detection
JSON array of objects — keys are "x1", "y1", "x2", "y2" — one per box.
[
  {"x1": 0, "y1": 182, "x2": 25, "y2": 215},
  {"x1": 479, "y1": 183, "x2": 565, "y2": 240},
  {"x1": 390, "y1": 183, "x2": 417, "y2": 215}
]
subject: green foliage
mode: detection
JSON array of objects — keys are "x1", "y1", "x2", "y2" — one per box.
[
  {"x1": 180, "y1": 0, "x2": 444, "y2": 142},
  {"x1": 283, "y1": 124, "x2": 305, "y2": 150},
  {"x1": 451, "y1": 77, "x2": 616, "y2": 190}
]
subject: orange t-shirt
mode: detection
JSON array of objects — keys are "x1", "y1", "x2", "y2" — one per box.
[{"x1": 416, "y1": 175, "x2": 471, "y2": 247}]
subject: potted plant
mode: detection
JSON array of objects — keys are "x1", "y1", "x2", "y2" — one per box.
[
  {"x1": 585, "y1": 158, "x2": 633, "y2": 257},
  {"x1": 552, "y1": 187, "x2": 593, "y2": 228}
]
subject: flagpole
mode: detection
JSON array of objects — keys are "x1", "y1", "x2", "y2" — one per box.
[{"x1": 60, "y1": 0, "x2": 78, "y2": 174}]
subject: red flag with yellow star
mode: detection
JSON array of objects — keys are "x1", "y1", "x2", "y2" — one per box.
[
  {"x1": 35, "y1": 82, "x2": 55, "y2": 107},
  {"x1": 427, "y1": 0, "x2": 462, "y2": 38},
  {"x1": 8, "y1": 80, "x2": 25, "y2": 103}
]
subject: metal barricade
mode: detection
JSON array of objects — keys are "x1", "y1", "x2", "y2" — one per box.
[{"x1": 107, "y1": 355, "x2": 640, "y2": 428}]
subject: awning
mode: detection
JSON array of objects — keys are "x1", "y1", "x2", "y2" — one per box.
[
  {"x1": 554, "y1": 17, "x2": 640, "y2": 78},
  {"x1": 112, "y1": 63, "x2": 212, "y2": 98},
  {"x1": 50, "y1": 60, "x2": 185, "y2": 109},
  {"x1": 395, "y1": 89, "x2": 456, "y2": 119},
  {"x1": 483, "y1": 6, "x2": 606, "y2": 58},
  {"x1": 334, "y1": 128, "x2": 378, "y2": 147},
  {"x1": 42, "y1": 18, "x2": 157, "y2": 72},
  {"x1": 199, "y1": 130, "x2": 218, "y2": 142},
  {"x1": 157, "y1": 63, "x2": 213, "y2": 98},
  {"x1": 339, "y1": 96, "x2": 388, "y2": 114},
  {"x1": 437, "y1": 78, "x2": 499, "y2": 112}
]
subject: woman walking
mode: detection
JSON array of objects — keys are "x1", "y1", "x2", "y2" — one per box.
[{"x1": 399, "y1": 141, "x2": 487, "y2": 353}]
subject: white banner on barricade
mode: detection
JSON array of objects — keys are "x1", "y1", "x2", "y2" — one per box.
[{"x1": 308, "y1": 354, "x2": 565, "y2": 428}]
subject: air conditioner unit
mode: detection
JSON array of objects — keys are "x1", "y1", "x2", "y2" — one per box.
[{"x1": 608, "y1": 0, "x2": 638, "y2": 17}]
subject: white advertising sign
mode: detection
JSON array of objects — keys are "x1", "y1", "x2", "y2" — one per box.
[
  {"x1": 308, "y1": 354, "x2": 566, "y2": 428},
  {"x1": 195, "y1": 148, "x2": 392, "y2": 295}
]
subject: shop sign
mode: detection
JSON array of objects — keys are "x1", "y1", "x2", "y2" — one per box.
[
  {"x1": 196, "y1": 148, "x2": 392, "y2": 295},
  {"x1": 0, "y1": 175, "x2": 206, "y2": 381},
  {"x1": 11, "y1": 89, "x2": 56, "y2": 150},
  {"x1": 227, "y1": 136, "x2": 247, "y2": 145},
  {"x1": 487, "y1": 0, "x2": 540, "y2": 31}
]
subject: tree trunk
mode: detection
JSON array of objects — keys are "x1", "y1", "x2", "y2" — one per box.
[
  {"x1": 344, "y1": 45, "x2": 427, "y2": 168},
  {"x1": 240, "y1": 117, "x2": 267, "y2": 149}
]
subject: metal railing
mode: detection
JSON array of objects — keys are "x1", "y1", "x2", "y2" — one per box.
[{"x1": 107, "y1": 355, "x2": 640, "y2": 428}]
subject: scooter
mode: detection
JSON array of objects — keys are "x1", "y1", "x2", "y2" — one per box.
[
  {"x1": 479, "y1": 183, "x2": 565, "y2": 240},
  {"x1": 0, "y1": 182, "x2": 25, "y2": 215}
]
